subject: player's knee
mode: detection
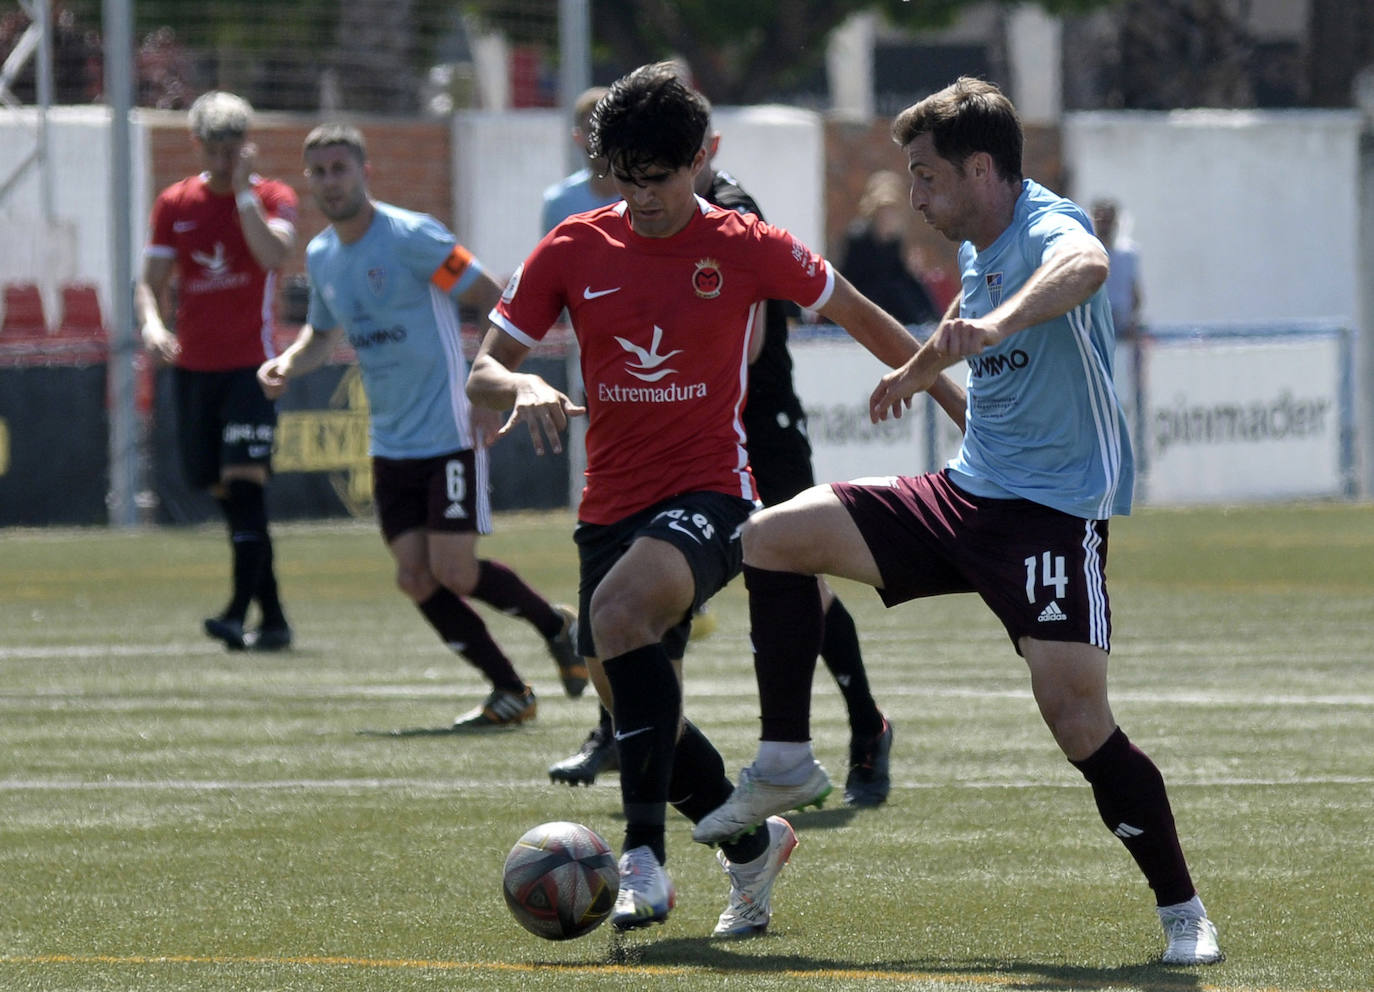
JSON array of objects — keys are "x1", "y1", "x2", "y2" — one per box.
[
  {"x1": 394, "y1": 564, "x2": 436, "y2": 602},
  {"x1": 1036, "y1": 691, "x2": 1114, "y2": 761},
  {"x1": 429, "y1": 555, "x2": 478, "y2": 596},
  {"x1": 741, "y1": 506, "x2": 791, "y2": 566},
  {"x1": 587, "y1": 595, "x2": 631, "y2": 650},
  {"x1": 587, "y1": 594, "x2": 658, "y2": 659}
]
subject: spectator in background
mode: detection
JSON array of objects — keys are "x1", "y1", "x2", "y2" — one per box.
[
  {"x1": 137, "y1": 26, "x2": 195, "y2": 110},
  {"x1": 539, "y1": 85, "x2": 620, "y2": 236},
  {"x1": 835, "y1": 170, "x2": 938, "y2": 328},
  {"x1": 1092, "y1": 198, "x2": 1144, "y2": 442},
  {"x1": 1091, "y1": 198, "x2": 1142, "y2": 338},
  {"x1": 136, "y1": 91, "x2": 297, "y2": 653},
  {"x1": 908, "y1": 238, "x2": 961, "y2": 315}
]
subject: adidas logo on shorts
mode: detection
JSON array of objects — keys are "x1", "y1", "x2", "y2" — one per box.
[{"x1": 1037, "y1": 600, "x2": 1068, "y2": 623}]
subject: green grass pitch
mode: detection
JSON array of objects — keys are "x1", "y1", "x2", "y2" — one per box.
[{"x1": 1, "y1": 503, "x2": 1371, "y2": 991}]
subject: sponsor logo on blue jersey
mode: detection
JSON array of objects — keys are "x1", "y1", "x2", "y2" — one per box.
[
  {"x1": 968, "y1": 348, "x2": 1029, "y2": 378},
  {"x1": 348, "y1": 326, "x2": 408, "y2": 349}
]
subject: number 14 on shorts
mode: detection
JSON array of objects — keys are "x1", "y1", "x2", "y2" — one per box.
[{"x1": 1024, "y1": 551, "x2": 1067, "y2": 603}]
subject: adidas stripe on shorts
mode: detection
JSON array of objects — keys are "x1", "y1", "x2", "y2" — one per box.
[
  {"x1": 373, "y1": 447, "x2": 490, "y2": 543},
  {"x1": 832, "y1": 468, "x2": 1112, "y2": 654}
]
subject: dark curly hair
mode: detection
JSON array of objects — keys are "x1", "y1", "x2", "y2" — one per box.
[{"x1": 587, "y1": 62, "x2": 709, "y2": 180}]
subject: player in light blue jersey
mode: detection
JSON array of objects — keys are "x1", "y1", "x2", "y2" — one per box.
[
  {"x1": 259, "y1": 123, "x2": 585, "y2": 730},
  {"x1": 695, "y1": 78, "x2": 1222, "y2": 967},
  {"x1": 539, "y1": 86, "x2": 620, "y2": 236},
  {"x1": 945, "y1": 176, "x2": 1133, "y2": 520}
]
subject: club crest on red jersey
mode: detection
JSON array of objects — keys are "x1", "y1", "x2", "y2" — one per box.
[{"x1": 692, "y1": 258, "x2": 723, "y2": 298}]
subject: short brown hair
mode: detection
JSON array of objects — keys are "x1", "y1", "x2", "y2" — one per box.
[
  {"x1": 304, "y1": 123, "x2": 367, "y2": 163},
  {"x1": 573, "y1": 86, "x2": 609, "y2": 131},
  {"x1": 891, "y1": 77, "x2": 1023, "y2": 183}
]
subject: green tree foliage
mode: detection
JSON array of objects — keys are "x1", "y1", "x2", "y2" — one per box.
[
  {"x1": 51, "y1": 0, "x2": 1120, "y2": 110},
  {"x1": 576, "y1": 0, "x2": 1117, "y2": 103}
]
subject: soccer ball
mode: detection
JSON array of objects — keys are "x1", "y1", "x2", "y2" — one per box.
[{"x1": 502, "y1": 821, "x2": 619, "y2": 940}]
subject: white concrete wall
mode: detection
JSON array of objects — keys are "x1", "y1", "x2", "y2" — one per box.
[
  {"x1": 451, "y1": 108, "x2": 562, "y2": 278},
  {"x1": 0, "y1": 106, "x2": 151, "y2": 325},
  {"x1": 1144, "y1": 332, "x2": 1349, "y2": 503},
  {"x1": 1063, "y1": 110, "x2": 1363, "y2": 328},
  {"x1": 791, "y1": 327, "x2": 1350, "y2": 506},
  {"x1": 711, "y1": 105, "x2": 825, "y2": 255},
  {"x1": 1006, "y1": 5, "x2": 1061, "y2": 124},
  {"x1": 452, "y1": 104, "x2": 825, "y2": 279},
  {"x1": 792, "y1": 333, "x2": 964, "y2": 484}
]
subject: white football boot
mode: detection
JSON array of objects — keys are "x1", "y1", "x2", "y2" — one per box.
[
  {"x1": 610, "y1": 846, "x2": 676, "y2": 930},
  {"x1": 713, "y1": 816, "x2": 798, "y2": 938},
  {"x1": 693, "y1": 761, "x2": 831, "y2": 845},
  {"x1": 1159, "y1": 897, "x2": 1224, "y2": 964}
]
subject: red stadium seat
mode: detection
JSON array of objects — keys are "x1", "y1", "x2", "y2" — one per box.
[
  {"x1": 1, "y1": 281, "x2": 49, "y2": 340},
  {"x1": 55, "y1": 282, "x2": 105, "y2": 339}
]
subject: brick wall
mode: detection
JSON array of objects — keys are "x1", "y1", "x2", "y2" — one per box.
[
  {"x1": 148, "y1": 110, "x2": 1062, "y2": 306},
  {"x1": 147, "y1": 115, "x2": 452, "y2": 281},
  {"x1": 822, "y1": 116, "x2": 1064, "y2": 306}
]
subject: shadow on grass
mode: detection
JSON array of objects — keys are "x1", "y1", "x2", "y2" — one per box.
[
  {"x1": 353, "y1": 724, "x2": 528, "y2": 737},
  {"x1": 588, "y1": 801, "x2": 862, "y2": 832},
  {"x1": 789, "y1": 805, "x2": 860, "y2": 833},
  {"x1": 592, "y1": 936, "x2": 1212, "y2": 990}
]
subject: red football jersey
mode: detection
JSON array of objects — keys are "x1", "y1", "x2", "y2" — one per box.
[
  {"x1": 146, "y1": 174, "x2": 299, "y2": 371},
  {"x1": 493, "y1": 198, "x2": 834, "y2": 524}
]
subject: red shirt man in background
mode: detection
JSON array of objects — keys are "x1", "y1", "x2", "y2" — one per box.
[{"x1": 136, "y1": 90, "x2": 298, "y2": 652}]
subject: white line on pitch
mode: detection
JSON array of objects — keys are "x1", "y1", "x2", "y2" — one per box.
[{"x1": 0, "y1": 774, "x2": 1370, "y2": 793}]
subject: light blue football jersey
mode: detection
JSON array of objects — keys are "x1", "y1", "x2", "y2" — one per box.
[
  {"x1": 539, "y1": 167, "x2": 620, "y2": 235},
  {"x1": 946, "y1": 179, "x2": 1134, "y2": 519},
  {"x1": 306, "y1": 202, "x2": 483, "y2": 459}
]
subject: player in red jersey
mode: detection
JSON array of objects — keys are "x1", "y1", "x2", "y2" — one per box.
[
  {"x1": 467, "y1": 63, "x2": 934, "y2": 937},
  {"x1": 136, "y1": 91, "x2": 298, "y2": 652}
]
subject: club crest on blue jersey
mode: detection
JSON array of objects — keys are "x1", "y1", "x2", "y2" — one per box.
[
  {"x1": 985, "y1": 271, "x2": 1004, "y2": 307},
  {"x1": 367, "y1": 266, "x2": 386, "y2": 297}
]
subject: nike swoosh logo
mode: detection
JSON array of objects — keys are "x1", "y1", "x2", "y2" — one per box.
[
  {"x1": 583, "y1": 286, "x2": 621, "y2": 300},
  {"x1": 613, "y1": 726, "x2": 653, "y2": 743},
  {"x1": 173, "y1": 221, "x2": 197, "y2": 232},
  {"x1": 667, "y1": 520, "x2": 703, "y2": 544}
]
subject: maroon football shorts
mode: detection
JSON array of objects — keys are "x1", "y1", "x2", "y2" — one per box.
[
  {"x1": 372, "y1": 448, "x2": 489, "y2": 543},
  {"x1": 832, "y1": 469, "x2": 1113, "y2": 653}
]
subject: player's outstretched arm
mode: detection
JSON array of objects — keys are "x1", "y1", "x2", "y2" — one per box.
[
  {"x1": 924, "y1": 293, "x2": 967, "y2": 432},
  {"x1": 816, "y1": 272, "x2": 920, "y2": 370},
  {"x1": 870, "y1": 302, "x2": 1005, "y2": 424},
  {"x1": 819, "y1": 272, "x2": 967, "y2": 430},
  {"x1": 467, "y1": 327, "x2": 585, "y2": 455},
  {"x1": 928, "y1": 373, "x2": 967, "y2": 433},
  {"x1": 258, "y1": 323, "x2": 344, "y2": 399}
]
